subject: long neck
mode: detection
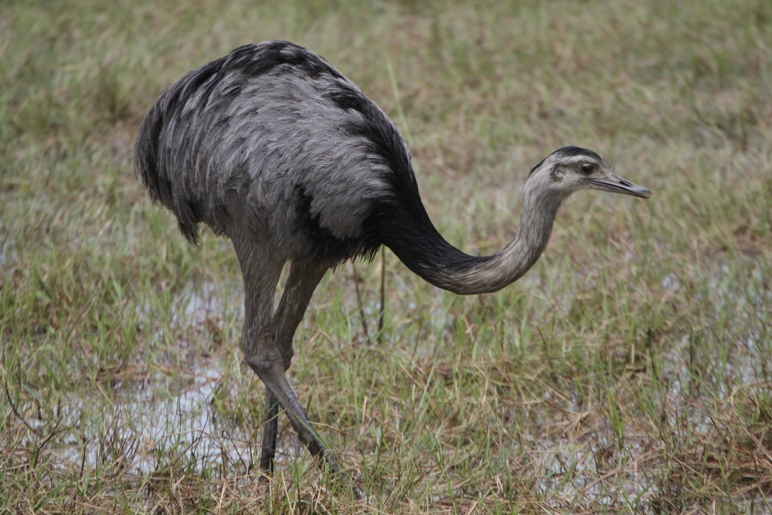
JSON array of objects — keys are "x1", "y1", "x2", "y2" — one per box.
[{"x1": 380, "y1": 186, "x2": 562, "y2": 295}]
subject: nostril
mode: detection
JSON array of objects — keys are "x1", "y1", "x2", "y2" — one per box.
[{"x1": 619, "y1": 179, "x2": 632, "y2": 186}]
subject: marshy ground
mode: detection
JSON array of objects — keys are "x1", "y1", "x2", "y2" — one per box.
[{"x1": 1, "y1": 0, "x2": 771, "y2": 513}]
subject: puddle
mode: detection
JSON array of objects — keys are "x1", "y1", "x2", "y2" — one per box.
[
  {"x1": 49, "y1": 283, "x2": 258, "y2": 475},
  {"x1": 49, "y1": 363, "x2": 253, "y2": 476}
]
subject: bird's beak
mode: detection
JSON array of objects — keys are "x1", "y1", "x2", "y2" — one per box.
[{"x1": 588, "y1": 172, "x2": 651, "y2": 199}]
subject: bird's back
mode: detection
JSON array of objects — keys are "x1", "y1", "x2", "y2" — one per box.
[{"x1": 135, "y1": 41, "x2": 421, "y2": 265}]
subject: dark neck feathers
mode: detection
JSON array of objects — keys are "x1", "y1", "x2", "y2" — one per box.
[{"x1": 377, "y1": 177, "x2": 562, "y2": 295}]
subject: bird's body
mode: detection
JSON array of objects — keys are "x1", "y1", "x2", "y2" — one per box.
[
  {"x1": 135, "y1": 40, "x2": 650, "y2": 476},
  {"x1": 138, "y1": 41, "x2": 416, "y2": 269}
]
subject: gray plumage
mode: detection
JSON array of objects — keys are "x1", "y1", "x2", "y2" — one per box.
[
  {"x1": 136, "y1": 42, "x2": 397, "y2": 263},
  {"x1": 135, "y1": 40, "x2": 651, "y2": 477}
]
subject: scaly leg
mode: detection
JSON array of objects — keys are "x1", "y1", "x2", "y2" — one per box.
[
  {"x1": 260, "y1": 259, "x2": 327, "y2": 472},
  {"x1": 247, "y1": 350, "x2": 336, "y2": 470},
  {"x1": 260, "y1": 390, "x2": 280, "y2": 472},
  {"x1": 233, "y1": 244, "x2": 336, "y2": 472}
]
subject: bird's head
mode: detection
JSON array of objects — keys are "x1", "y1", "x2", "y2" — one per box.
[{"x1": 525, "y1": 146, "x2": 651, "y2": 202}]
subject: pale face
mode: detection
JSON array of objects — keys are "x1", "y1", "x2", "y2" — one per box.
[{"x1": 526, "y1": 147, "x2": 651, "y2": 201}]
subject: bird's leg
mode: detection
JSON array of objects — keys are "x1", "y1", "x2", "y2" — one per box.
[
  {"x1": 249, "y1": 356, "x2": 337, "y2": 470},
  {"x1": 260, "y1": 389, "x2": 280, "y2": 473},
  {"x1": 234, "y1": 245, "x2": 338, "y2": 473},
  {"x1": 260, "y1": 259, "x2": 327, "y2": 472}
]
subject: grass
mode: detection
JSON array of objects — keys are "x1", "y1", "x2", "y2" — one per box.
[{"x1": 1, "y1": 0, "x2": 771, "y2": 512}]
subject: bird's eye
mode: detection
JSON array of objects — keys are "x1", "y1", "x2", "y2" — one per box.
[{"x1": 581, "y1": 163, "x2": 595, "y2": 175}]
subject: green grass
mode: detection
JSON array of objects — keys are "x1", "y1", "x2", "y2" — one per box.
[{"x1": 1, "y1": 0, "x2": 771, "y2": 513}]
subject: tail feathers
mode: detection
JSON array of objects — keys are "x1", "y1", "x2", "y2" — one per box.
[{"x1": 134, "y1": 95, "x2": 202, "y2": 246}]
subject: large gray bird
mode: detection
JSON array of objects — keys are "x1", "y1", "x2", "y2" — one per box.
[{"x1": 135, "y1": 40, "x2": 651, "y2": 475}]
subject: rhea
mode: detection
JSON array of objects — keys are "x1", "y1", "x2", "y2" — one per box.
[{"x1": 135, "y1": 41, "x2": 651, "y2": 474}]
